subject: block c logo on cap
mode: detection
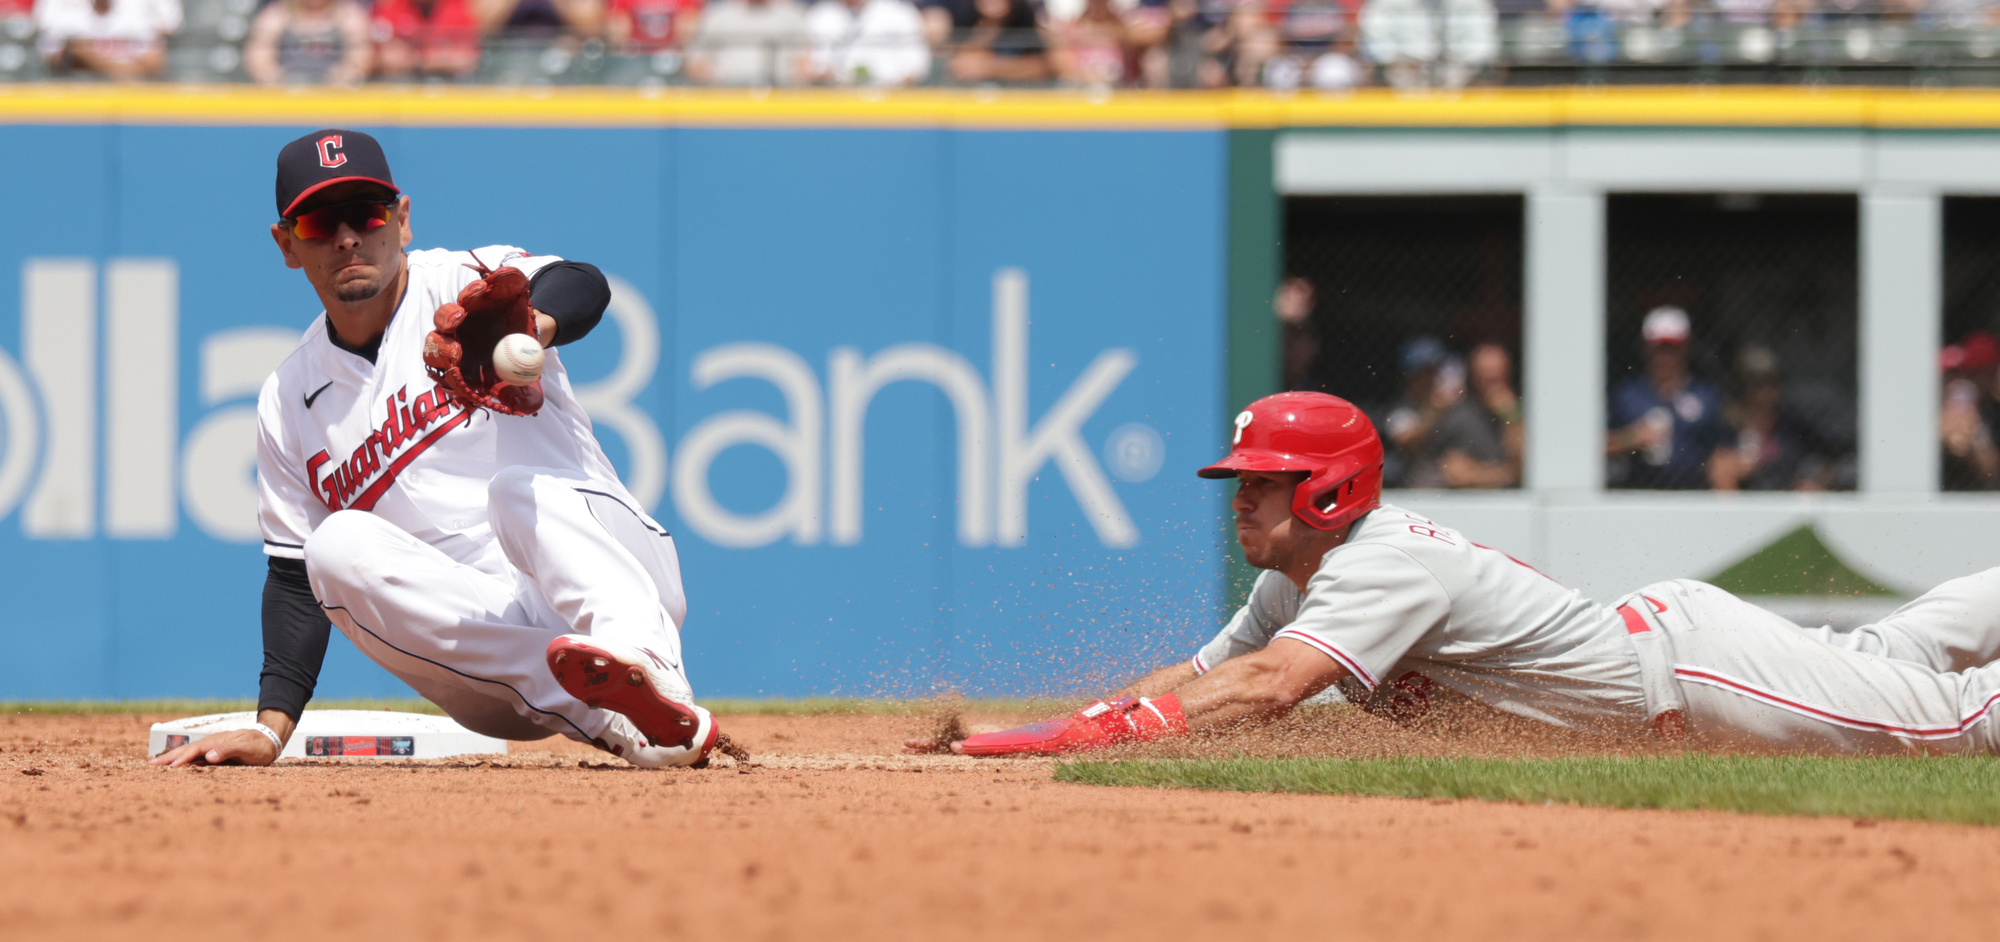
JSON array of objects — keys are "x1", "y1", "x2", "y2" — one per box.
[{"x1": 317, "y1": 134, "x2": 346, "y2": 169}]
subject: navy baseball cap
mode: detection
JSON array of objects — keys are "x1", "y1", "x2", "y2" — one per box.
[{"x1": 275, "y1": 129, "x2": 399, "y2": 218}]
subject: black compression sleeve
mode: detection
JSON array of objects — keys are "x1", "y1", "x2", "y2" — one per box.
[
  {"x1": 529, "y1": 260, "x2": 611, "y2": 348},
  {"x1": 258, "y1": 556, "x2": 330, "y2": 720}
]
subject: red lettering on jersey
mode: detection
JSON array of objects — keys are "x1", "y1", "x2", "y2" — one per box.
[
  {"x1": 317, "y1": 135, "x2": 346, "y2": 168},
  {"x1": 308, "y1": 383, "x2": 473, "y2": 513},
  {"x1": 411, "y1": 390, "x2": 439, "y2": 425},
  {"x1": 306, "y1": 451, "x2": 335, "y2": 512},
  {"x1": 1409, "y1": 525, "x2": 1454, "y2": 545}
]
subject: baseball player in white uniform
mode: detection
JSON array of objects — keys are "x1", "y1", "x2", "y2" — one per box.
[
  {"x1": 914, "y1": 391, "x2": 2000, "y2": 757},
  {"x1": 153, "y1": 129, "x2": 723, "y2": 769}
]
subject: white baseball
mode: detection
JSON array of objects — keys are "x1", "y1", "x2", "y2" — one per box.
[{"x1": 493, "y1": 333, "x2": 545, "y2": 386}]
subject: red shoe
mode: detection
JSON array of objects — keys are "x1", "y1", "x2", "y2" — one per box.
[{"x1": 547, "y1": 634, "x2": 718, "y2": 768}]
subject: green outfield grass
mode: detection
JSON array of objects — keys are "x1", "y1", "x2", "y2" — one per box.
[
  {"x1": 1056, "y1": 755, "x2": 2000, "y2": 826},
  {"x1": 0, "y1": 698, "x2": 1057, "y2": 718}
]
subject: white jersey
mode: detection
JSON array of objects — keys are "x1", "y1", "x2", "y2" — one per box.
[
  {"x1": 1194, "y1": 504, "x2": 1649, "y2": 732},
  {"x1": 257, "y1": 245, "x2": 637, "y2": 579}
]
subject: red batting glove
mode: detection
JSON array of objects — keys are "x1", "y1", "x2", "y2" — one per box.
[{"x1": 958, "y1": 694, "x2": 1189, "y2": 757}]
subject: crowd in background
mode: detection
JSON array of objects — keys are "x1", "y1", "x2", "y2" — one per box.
[
  {"x1": 1938, "y1": 329, "x2": 2000, "y2": 490},
  {"x1": 7, "y1": 0, "x2": 1994, "y2": 87},
  {"x1": 1344, "y1": 302, "x2": 1861, "y2": 492},
  {"x1": 1601, "y1": 305, "x2": 1855, "y2": 491}
]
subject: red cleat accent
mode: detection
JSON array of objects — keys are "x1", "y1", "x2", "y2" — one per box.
[
  {"x1": 546, "y1": 636, "x2": 715, "y2": 758},
  {"x1": 958, "y1": 695, "x2": 1190, "y2": 758},
  {"x1": 958, "y1": 720, "x2": 1091, "y2": 756}
]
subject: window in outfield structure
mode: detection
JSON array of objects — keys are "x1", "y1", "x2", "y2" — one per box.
[
  {"x1": 1604, "y1": 194, "x2": 1858, "y2": 494},
  {"x1": 1283, "y1": 195, "x2": 1525, "y2": 491},
  {"x1": 1941, "y1": 198, "x2": 2000, "y2": 493}
]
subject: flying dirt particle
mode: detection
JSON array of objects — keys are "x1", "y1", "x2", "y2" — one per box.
[
  {"x1": 715, "y1": 734, "x2": 752, "y2": 764},
  {"x1": 910, "y1": 694, "x2": 969, "y2": 754}
]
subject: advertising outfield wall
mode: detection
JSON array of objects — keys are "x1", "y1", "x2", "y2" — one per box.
[{"x1": 0, "y1": 115, "x2": 1231, "y2": 699}]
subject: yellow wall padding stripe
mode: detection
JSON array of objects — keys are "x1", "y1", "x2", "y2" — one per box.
[{"x1": 6, "y1": 84, "x2": 2000, "y2": 129}]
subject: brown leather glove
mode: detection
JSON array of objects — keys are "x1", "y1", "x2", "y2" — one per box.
[{"x1": 422, "y1": 255, "x2": 544, "y2": 417}]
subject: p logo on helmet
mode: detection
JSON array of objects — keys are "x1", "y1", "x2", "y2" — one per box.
[{"x1": 1198, "y1": 392, "x2": 1384, "y2": 531}]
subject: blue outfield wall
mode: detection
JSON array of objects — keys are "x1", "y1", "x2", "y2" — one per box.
[{"x1": 0, "y1": 124, "x2": 1229, "y2": 700}]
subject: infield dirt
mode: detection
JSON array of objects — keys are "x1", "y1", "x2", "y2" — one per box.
[{"x1": 4, "y1": 709, "x2": 1999, "y2": 942}]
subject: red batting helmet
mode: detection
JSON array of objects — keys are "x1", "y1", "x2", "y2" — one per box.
[{"x1": 1197, "y1": 392, "x2": 1383, "y2": 531}]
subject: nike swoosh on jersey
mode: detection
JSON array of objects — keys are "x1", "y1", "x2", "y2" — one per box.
[{"x1": 303, "y1": 381, "x2": 335, "y2": 409}]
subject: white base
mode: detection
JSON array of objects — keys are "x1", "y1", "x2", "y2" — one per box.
[{"x1": 148, "y1": 710, "x2": 509, "y2": 760}]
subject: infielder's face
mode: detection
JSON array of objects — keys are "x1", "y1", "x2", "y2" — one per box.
[
  {"x1": 271, "y1": 183, "x2": 414, "y2": 304},
  {"x1": 1232, "y1": 470, "x2": 1312, "y2": 570}
]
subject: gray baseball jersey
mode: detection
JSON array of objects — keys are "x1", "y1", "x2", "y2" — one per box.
[{"x1": 1194, "y1": 503, "x2": 1649, "y2": 732}]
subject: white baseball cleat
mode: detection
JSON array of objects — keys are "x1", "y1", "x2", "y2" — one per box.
[
  {"x1": 546, "y1": 634, "x2": 720, "y2": 768},
  {"x1": 593, "y1": 712, "x2": 716, "y2": 769}
]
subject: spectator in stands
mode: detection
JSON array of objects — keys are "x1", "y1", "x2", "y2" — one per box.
[
  {"x1": 1382, "y1": 334, "x2": 1457, "y2": 488},
  {"x1": 1275, "y1": 276, "x2": 1320, "y2": 393},
  {"x1": 1204, "y1": 0, "x2": 1283, "y2": 86},
  {"x1": 3, "y1": 0, "x2": 36, "y2": 44},
  {"x1": 1434, "y1": 342, "x2": 1524, "y2": 488},
  {"x1": 1261, "y1": 0, "x2": 1365, "y2": 90},
  {"x1": 937, "y1": 0, "x2": 1049, "y2": 82},
  {"x1": 245, "y1": 0, "x2": 373, "y2": 85},
  {"x1": 1360, "y1": 0, "x2": 1497, "y2": 88},
  {"x1": 471, "y1": 0, "x2": 604, "y2": 38},
  {"x1": 1606, "y1": 305, "x2": 1733, "y2": 490},
  {"x1": 1941, "y1": 331, "x2": 2000, "y2": 490},
  {"x1": 1048, "y1": 0, "x2": 1130, "y2": 85},
  {"x1": 372, "y1": 0, "x2": 482, "y2": 78},
  {"x1": 1719, "y1": 344, "x2": 1848, "y2": 491},
  {"x1": 686, "y1": 0, "x2": 810, "y2": 83},
  {"x1": 1128, "y1": 0, "x2": 1211, "y2": 87},
  {"x1": 34, "y1": 0, "x2": 181, "y2": 79},
  {"x1": 804, "y1": 0, "x2": 930, "y2": 83},
  {"x1": 606, "y1": 0, "x2": 699, "y2": 52}
]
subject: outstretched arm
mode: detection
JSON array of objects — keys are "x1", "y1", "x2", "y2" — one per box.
[
  {"x1": 528, "y1": 261, "x2": 611, "y2": 348},
  {"x1": 927, "y1": 640, "x2": 1347, "y2": 757},
  {"x1": 1174, "y1": 638, "x2": 1347, "y2": 730},
  {"x1": 902, "y1": 661, "x2": 1200, "y2": 754}
]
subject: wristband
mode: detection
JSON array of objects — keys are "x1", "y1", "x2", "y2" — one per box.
[{"x1": 248, "y1": 722, "x2": 285, "y2": 755}]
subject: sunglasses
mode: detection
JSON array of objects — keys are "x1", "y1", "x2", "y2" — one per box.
[{"x1": 283, "y1": 200, "x2": 395, "y2": 240}]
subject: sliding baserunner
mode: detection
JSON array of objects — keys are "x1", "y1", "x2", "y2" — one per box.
[{"x1": 913, "y1": 391, "x2": 2000, "y2": 757}]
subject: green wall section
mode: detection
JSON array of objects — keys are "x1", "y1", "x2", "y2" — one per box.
[
  {"x1": 1223, "y1": 129, "x2": 1282, "y2": 609},
  {"x1": 1705, "y1": 525, "x2": 1900, "y2": 597}
]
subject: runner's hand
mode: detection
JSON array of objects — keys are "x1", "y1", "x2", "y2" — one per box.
[{"x1": 149, "y1": 729, "x2": 280, "y2": 768}]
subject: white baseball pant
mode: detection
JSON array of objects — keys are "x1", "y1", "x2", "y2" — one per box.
[
  {"x1": 1630, "y1": 573, "x2": 2000, "y2": 754},
  {"x1": 303, "y1": 466, "x2": 691, "y2": 744}
]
